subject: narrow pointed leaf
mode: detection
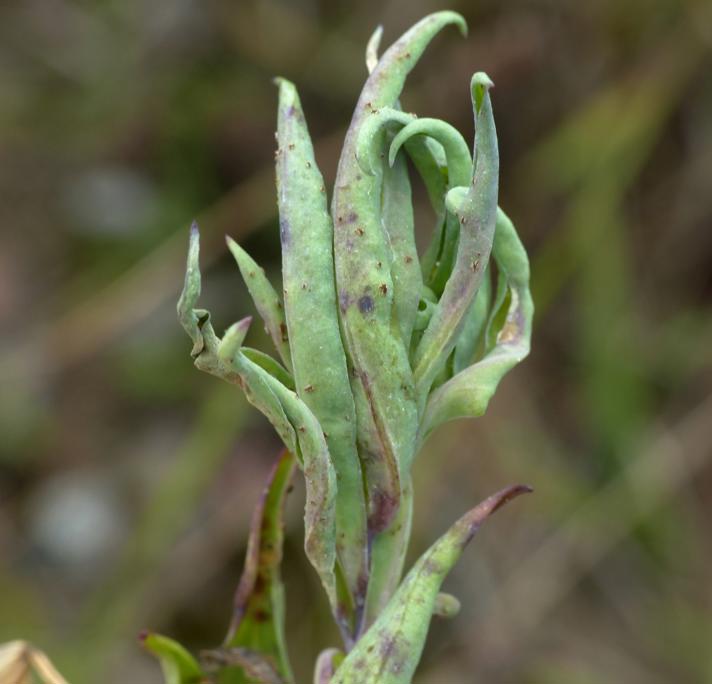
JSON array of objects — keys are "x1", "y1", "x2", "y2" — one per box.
[
  {"x1": 365, "y1": 25, "x2": 383, "y2": 74},
  {"x1": 214, "y1": 449, "x2": 297, "y2": 684},
  {"x1": 419, "y1": 209, "x2": 533, "y2": 439},
  {"x1": 413, "y1": 73, "x2": 499, "y2": 405},
  {"x1": 140, "y1": 632, "x2": 206, "y2": 684},
  {"x1": 226, "y1": 237, "x2": 292, "y2": 373},
  {"x1": 382, "y1": 134, "x2": 422, "y2": 346},
  {"x1": 275, "y1": 78, "x2": 368, "y2": 621},
  {"x1": 332, "y1": 485, "x2": 532, "y2": 684}
]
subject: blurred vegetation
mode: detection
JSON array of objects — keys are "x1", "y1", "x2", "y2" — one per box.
[{"x1": 0, "y1": 1, "x2": 711, "y2": 683}]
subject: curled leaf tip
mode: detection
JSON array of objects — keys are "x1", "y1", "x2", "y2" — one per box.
[
  {"x1": 218, "y1": 317, "x2": 252, "y2": 362},
  {"x1": 275, "y1": 76, "x2": 296, "y2": 98},
  {"x1": 471, "y1": 71, "x2": 494, "y2": 112},
  {"x1": 366, "y1": 25, "x2": 384, "y2": 73},
  {"x1": 433, "y1": 592, "x2": 461, "y2": 618},
  {"x1": 485, "y1": 483, "x2": 533, "y2": 516},
  {"x1": 437, "y1": 10, "x2": 467, "y2": 37}
]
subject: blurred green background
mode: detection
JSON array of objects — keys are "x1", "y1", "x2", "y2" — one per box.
[{"x1": 1, "y1": 0, "x2": 711, "y2": 682}]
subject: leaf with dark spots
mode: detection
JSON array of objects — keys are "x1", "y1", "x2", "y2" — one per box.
[
  {"x1": 358, "y1": 295, "x2": 374, "y2": 314},
  {"x1": 276, "y1": 78, "x2": 368, "y2": 619},
  {"x1": 333, "y1": 14, "x2": 466, "y2": 560},
  {"x1": 332, "y1": 485, "x2": 532, "y2": 684},
  {"x1": 216, "y1": 449, "x2": 296, "y2": 684}
]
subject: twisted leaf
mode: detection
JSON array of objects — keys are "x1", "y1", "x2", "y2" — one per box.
[
  {"x1": 177, "y1": 232, "x2": 297, "y2": 451},
  {"x1": 419, "y1": 208, "x2": 533, "y2": 440},
  {"x1": 413, "y1": 73, "x2": 499, "y2": 406}
]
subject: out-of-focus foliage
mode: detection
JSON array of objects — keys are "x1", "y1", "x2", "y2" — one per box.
[{"x1": 0, "y1": 1, "x2": 711, "y2": 684}]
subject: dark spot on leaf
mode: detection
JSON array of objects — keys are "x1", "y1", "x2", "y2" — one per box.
[
  {"x1": 358, "y1": 295, "x2": 374, "y2": 314},
  {"x1": 379, "y1": 283, "x2": 388, "y2": 295},
  {"x1": 347, "y1": 211, "x2": 358, "y2": 223},
  {"x1": 355, "y1": 227, "x2": 364, "y2": 236},
  {"x1": 304, "y1": 384, "x2": 315, "y2": 393},
  {"x1": 404, "y1": 255, "x2": 414, "y2": 264},
  {"x1": 279, "y1": 323, "x2": 288, "y2": 342}
]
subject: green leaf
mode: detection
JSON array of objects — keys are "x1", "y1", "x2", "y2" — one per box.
[
  {"x1": 275, "y1": 78, "x2": 368, "y2": 622},
  {"x1": 177, "y1": 228, "x2": 297, "y2": 452},
  {"x1": 333, "y1": 13, "x2": 466, "y2": 537},
  {"x1": 382, "y1": 132, "x2": 422, "y2": 348},
  {"x1": 217, "y1": 341, "x2": 340, "y2": 638},
  {"x1": 140, "y1": 632, "x2": 206, "y2": 684},
  {"x1": 241, "y1": 348, "x2": 295, "y2": 391},
  {"x1": 413, "y1": 73, "x2": 499, "y2": 406},
  {"x1": 452, "y1": 267, "x2": 492, "y2": 374},
  {"x1": 390, "y1": 117, "x2": 472, "y2": 300},
  {"x1": 226, "y1": 237, "x2": 292, "y2": 373},
  {"x1": 419, "y1": 208, "x2": 534, "y2": 440},
  {"x1": 332, "y1": 485, "x2": 531, "y2": 684},
  {"x1": 211, "y1": 449, "x2": 297, "y2": 684}
]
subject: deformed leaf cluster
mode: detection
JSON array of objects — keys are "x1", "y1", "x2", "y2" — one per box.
[{"x1": 148, "y1": 10, "x2": 534, "y2": 684}]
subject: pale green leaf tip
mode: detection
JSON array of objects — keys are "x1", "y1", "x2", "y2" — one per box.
[
  {"x1": 439, "y1": 10, "x2": 467, "y2": 37},
  {"x1": 225, "y1": 234, "x2": 249, "y2": 266},
  {"x1": 434, "y1": 592, "x2": 461, "y2": 619},
  {"x1": 218, "y1": 316, "x2": 252, "y2": 363},
  {"x1": 365, "y1": 25, "x2": 383, "y2": 73},
  {"x1": 178, "y1": 222, "x2": 201, "y2": 321},
  {"x1": 471, "y1": 71, "x2": 494, "y2": 112},
  {"x1": 274, "y1": 75, "x2": 296, "y2": 98}
]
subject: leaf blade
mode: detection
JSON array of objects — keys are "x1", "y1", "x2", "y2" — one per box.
[{"x1": 332, "y1": 485, "x2": 532, "y2": 684}]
